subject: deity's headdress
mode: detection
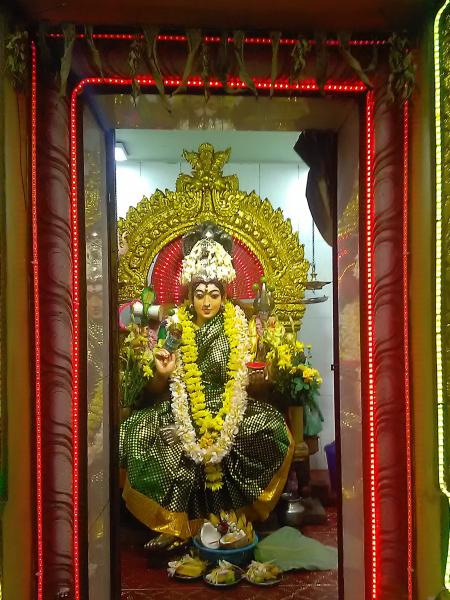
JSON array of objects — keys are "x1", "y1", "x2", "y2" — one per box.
[{"x1": 180, "y1": 222, "x2": 236, "y2": 286}]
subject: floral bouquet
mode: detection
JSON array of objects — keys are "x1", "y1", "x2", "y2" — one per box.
[
  {"x1": 264, "y1": 317, "x2": 324, "y2": 435},
  {"x1": 120, "y1": 322, "x2": 154, "y2": 408}
]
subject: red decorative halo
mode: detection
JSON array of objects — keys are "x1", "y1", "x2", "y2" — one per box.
[{"x1": 151, "y1": 236, "x2": 264, "y2": 303}]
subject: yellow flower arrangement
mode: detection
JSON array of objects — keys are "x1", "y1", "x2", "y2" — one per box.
[
  {"x1": 263, "y1": 316, "x2": 324, "y2": 435},
  {"x1": 120, "y1": 323, "x2": 155, "y2": 408}
]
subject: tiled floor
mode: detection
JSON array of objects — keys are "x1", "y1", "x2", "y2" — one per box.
[{"x1": 121, "y1": 508, "x2": 338, "y2": 599}]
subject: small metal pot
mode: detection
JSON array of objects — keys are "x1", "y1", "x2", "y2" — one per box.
[{"x1": 278, "y1": 492, "x2": 305, "y2": 527}]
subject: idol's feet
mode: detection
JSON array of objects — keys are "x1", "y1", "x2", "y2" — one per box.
[{"x1": 144, "y1": 533, "x2": 186, "y2": 552}]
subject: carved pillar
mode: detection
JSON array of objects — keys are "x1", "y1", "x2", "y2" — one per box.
[
  {"x1": 370, "y1": 85, "x2": 410, "y2": 599},
  {"x1": 36, "y1": 74, "x2": 74, "y2": 598}
]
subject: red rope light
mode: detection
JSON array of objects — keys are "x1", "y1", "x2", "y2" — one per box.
[
  {"x1": 31, "y1": 41, "x2": 44, "y2": 600},
  {"x1": 364, "y1": 90, "x2": 377, "y2": 599},
  {"x1": 70, "y1": 82, "x2": 84, "y2": 600},
  {"x1": 68, "y1": 75, "x2": 366, "y2": 93},
  {"x1": 403, "y1": 100, "x2": 413, "y2": 600},
  {"x1": 47, "y1": 32, "x2": 388, "y2": 46}
]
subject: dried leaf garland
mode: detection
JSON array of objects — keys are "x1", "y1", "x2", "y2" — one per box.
[
  {"x1": 387, "y1": 33, "x2": 416, "y2": 103},
  {"x1": 128, "y1": 37, "x2": 143, "y2": 105},
  {"x1": 365, "y1": 45, "x2": 379, "y2": 73},
  {"x1": 85, "y1": 25, "x2": 103, "y2": 76},
  {"x1": 270, "y1": 31, "x2": 281, "y2": 97},
  {"x1": 172, "y1": 29, "x2": 202, "y2": 95},
  {"x1": 233, "y1": 30, "x2": 257, "y2": 96},
  {"x1": 216, "y1": 31, "x2": 229, "y2": 83},
  {"x1": 5, "y1": 30, "x2": 29, "y2": 92},
  {"x1": 60, "y1": 24, "x2": 76, "y2": 97},
  {"x1": 216, "y1": 31, "x2": 236, "y2": 94},
  {"x1": 290, "y1": 37, "x2": 311, "y2": 84},
  {"x1": 314, "y1": 30, "x2": 328, "y2": 92},
  {"x1": 7, "y1": 23, "x2": 416, "y2": 108},
  {"x1": 142, "y1": 26, "x2": 171, "y2": 112},
  {"x1": 201, "y1": 40, "x2": 210, "y2": 100},
  {"x1": 337, "y1": 31, "x2": 372, "y2": 88}
]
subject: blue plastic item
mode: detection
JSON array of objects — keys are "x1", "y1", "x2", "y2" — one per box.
[
  {"x1": 193, "y1": 535, "x2": 259, "y2": 566},
  {"x1": 324, "y1": 441, "x2": 337, "y2": 493}
]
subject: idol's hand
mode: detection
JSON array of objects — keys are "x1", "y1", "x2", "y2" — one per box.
[
  {"x1": 247, "y1": 367, "x2": 268, "y2": 386},
  {"x1": 160, "y1": 424, "x2": 180, "y2": 446},
  {"x1": 154, "y1": 348, "x2": 176, "y2": 377}
]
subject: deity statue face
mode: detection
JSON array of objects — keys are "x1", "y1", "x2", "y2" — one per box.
[{"x1": 192, "y1": 282, "x2": 223, "y2": 325}]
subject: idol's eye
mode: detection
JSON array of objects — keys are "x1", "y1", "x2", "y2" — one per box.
[
  {"x1": 210, "y1": 292, "x2": 220, "y2": 299},
  {"x1": 194, "y1": 291, "x2": 205, "y2": 299}
]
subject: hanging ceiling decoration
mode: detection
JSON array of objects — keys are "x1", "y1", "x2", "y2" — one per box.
[{"x1": 300, "y1": 219, "x2": 330, "y2": 304}]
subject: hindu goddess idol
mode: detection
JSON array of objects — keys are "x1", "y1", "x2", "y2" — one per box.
[{"x1": 120, "y1": 227, "x2": 294, "y2": 549}]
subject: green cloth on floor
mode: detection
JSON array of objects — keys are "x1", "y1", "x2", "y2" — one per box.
[{"x1": 254, "y1": 526, "x2": 338, "y2": 571}]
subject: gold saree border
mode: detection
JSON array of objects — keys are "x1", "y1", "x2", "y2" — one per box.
[{"x1": 123, "y1": 477, "x2": 204, "y2": 539}]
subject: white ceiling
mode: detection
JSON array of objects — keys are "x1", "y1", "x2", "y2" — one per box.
[{"x1": 115, "y1": 130, "x2": 305, "y2": 163}]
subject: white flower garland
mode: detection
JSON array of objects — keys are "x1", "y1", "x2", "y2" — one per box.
[{"x1": 169, "y1": 304, "x2": 250, "y2": 466}]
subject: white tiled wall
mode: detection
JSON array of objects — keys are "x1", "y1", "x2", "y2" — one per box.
[{"x1": 117, "y1": 159, "x2": 335, "y2": 469}]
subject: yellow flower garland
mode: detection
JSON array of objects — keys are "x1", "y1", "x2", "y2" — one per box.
[{"x1": 176, "y1": 302, "x2": 244, "y2": 490}]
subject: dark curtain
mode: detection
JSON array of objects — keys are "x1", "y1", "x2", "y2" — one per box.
[{"x1": 294, "y1": 130, "x2": 337, "y2": 247}]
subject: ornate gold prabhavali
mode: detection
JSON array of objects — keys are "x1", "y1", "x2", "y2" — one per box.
[{"x1": 118, "y1": 143, "x2": 309, "y2": 326}]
